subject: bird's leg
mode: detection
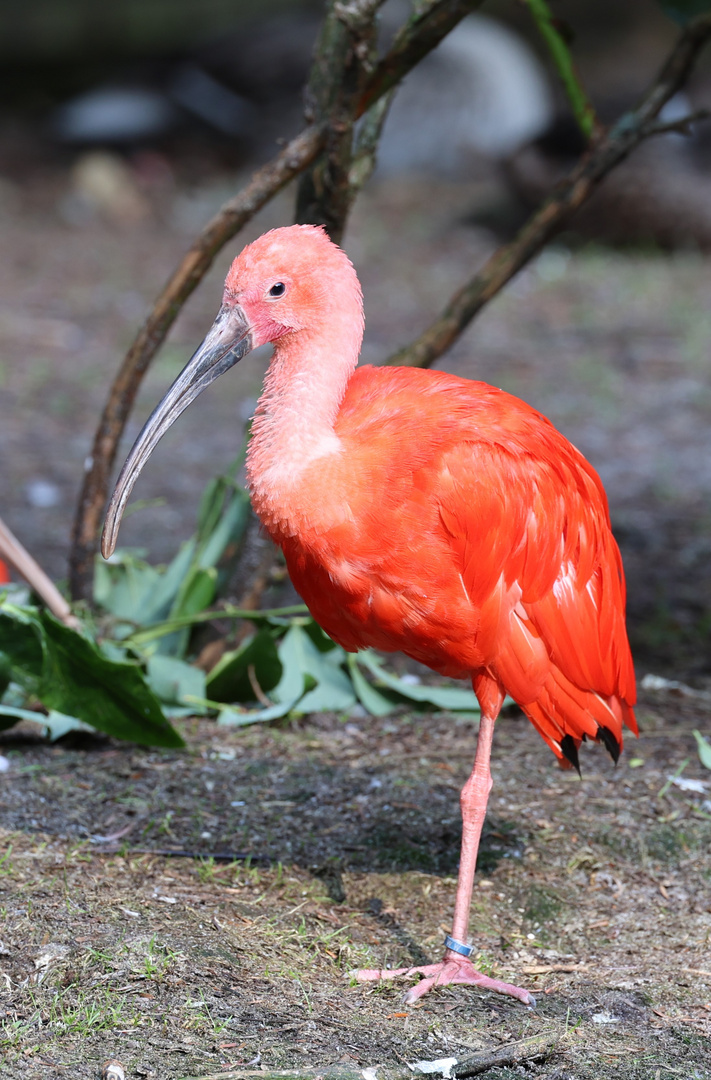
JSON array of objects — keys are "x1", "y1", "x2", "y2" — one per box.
[{"x1": 354, "y1": 713, "x2": 534, "y2": 1006}]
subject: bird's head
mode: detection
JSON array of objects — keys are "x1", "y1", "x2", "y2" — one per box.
[
  {"x1": 101, "y1": 225, "x2": 362, "y2": 558},
  {"x1": 223, "y1": 224, "x2": 362, "y2": 349}
]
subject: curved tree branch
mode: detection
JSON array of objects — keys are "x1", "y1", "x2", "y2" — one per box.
[
  {"x1": 356, "y1": 0, "x2": 484, "y2": 117},
  {"x1": 387, "y1": 12, "x2": 711, "y2": 368},
  {"x1": 295, "y1": 0, "x2": 382, "y2": 241}
]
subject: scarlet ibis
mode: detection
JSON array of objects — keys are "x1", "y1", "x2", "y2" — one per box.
[{"x1": 103, "y1": 225, "x2": 637, "y2": 1006}]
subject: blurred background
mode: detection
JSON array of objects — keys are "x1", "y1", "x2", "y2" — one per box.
[{"x1": 0, "y1": 0, "x2": 710, "y2": 681}]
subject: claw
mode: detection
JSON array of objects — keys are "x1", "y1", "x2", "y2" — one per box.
[{"x1": 353, "y1": 957, "x2": 535, "y2": 1006}]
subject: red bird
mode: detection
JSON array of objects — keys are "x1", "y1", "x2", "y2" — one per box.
[{"x1": 103, "y1": 225, "x2": 637, "y2": 1006}]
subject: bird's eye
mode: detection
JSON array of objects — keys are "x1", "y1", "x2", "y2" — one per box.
[{"x1": 268, "y1": 282, "x2": 286, "y2": 298}]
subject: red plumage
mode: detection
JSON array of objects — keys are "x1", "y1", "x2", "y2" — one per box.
[{"x1": 274, "y1": 365, "x2": 636, "y2": 767}]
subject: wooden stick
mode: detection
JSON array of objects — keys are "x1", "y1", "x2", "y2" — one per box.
[{"x1": 0, "y1": 517, "x2": 79, "y2": 629}]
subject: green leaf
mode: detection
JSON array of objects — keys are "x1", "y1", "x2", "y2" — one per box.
[
  {"x1": 0, "y1": 603, "x2": 183, "y2": 747},
  {"x1": 147, "y1": 654, "x2": 206, "y2": 709},
  {"x1": 39, "y1": 613, "x2": 184, "y2": 746},
  {"x1": 157, "y1": 566, "x2": 217, "y2": 657},
  {"x1": 0, "y1": 605, "x2": 44, "y2": 686},
  {"x1": 0, "y1": 652, "x2": 11, "y2": 699},
  {"x1": 197, "y1": 487, "x2": 251, "y2": 570},
  {"x1": 693, "y1": 729, "x2": 711, "y2": 770},
  {"x1": 658, "y1": 0, "x2": 711, "y2": 24},
  {"x1": 217, "y1": 696, "x2": 302, "y2": 727},
  {"x1": 356, "y1": 650, "x2": 479, "y2": 712},
  {"x1": 172, "y1": 567, "x2": 217, "y2": 620},
  {"x1": 346, "y1": 654, "x2": 397, "y2": 717},
  {"x1": 43, "y1": 711, "x2": 94, "y2": 741},
  {"x1": 206, "y1": 630, "x2": 283, "y2": 704},
  {"x1": 94, "y1": 554, "x2": 163, "y2": 622},
  {"x1": 0, "y1": 704, "x2": 45, "y2": 731},
  {"x1": 276, "y1": 624, "x2": 355, "y2": 713}
]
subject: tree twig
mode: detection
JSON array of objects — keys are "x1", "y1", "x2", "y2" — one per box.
[
  {"x1": 356, "y1": 0, "x2": 485, "y2": 117},
  {"x1": 387, "y1": 13, "x2": 711, "y2": 368},
  {"x1": 0, "y1": 517, "x2": 79, "y2": 629},
  {"x1": 642, "y1": 106, "x2": 709, "y2": 137},
  {"x1": 523, "y1": 0, "x2": 599, "y2": 139},
  {"x1": 69, "y1": 124, "x2": 325, "y2": 601}
]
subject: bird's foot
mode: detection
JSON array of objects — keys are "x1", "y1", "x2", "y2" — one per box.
[{"x1": 354, "y1": 956, "x2": 535, "y2": 1006}]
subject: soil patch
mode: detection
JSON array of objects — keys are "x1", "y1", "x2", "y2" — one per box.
[{"x1": 1, "y1": 687, "x2": 710, "y2": 1078}]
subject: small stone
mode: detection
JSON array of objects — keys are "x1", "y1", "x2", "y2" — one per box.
[{"x1": 101, "y1": 1062, "x2": 126, "y2": 1080}]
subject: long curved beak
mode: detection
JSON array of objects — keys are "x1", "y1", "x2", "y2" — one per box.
[{"x1": 101, "y1": 303, "x2": 252, "y2": 559}]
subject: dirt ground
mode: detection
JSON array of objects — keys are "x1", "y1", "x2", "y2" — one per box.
[{"x1": 1, "y1": 683, "x2": 710, "y2": 1079}]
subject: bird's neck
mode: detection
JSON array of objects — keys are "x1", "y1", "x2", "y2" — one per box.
[{"x1": 246, "y1": 321, "x2": 360, "y2": 532}]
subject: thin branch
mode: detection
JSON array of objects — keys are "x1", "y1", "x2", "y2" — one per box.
[
  {"x1": 348, "y1": 89, "x2": 397, "y2": 192},
  {"x1": 388, "y1": 13, "x2": 711, "y2": 368},
  {"x1": 357, "y1": 0, "x2": 485, "y2": 117},
  {"x1": 642, "y1": 106, "x2": 709, "y2": 137},
  {"x1": 523, "y1": 0, "x2": 599, "y2": 139},
  {"x1": 69, "y1": 124, "x2": 325, "y2": 601},
  {"x1": 0, "y1": 517, "x2": 79, "y2": 629},
  {"x1": 295, "y1": 0, "x2": 379, "y2": 241}
]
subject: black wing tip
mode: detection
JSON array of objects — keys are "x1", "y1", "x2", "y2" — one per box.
[
  {"x1": 598, "y1": 725, "x2": 621, "y2": 764},
  {"x1": 560, "y1": 734, "x2": 582, "y2": 776}
]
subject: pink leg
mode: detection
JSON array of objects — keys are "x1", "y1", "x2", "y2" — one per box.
[{"x1": 355, "y1": 713, "x2": 534, "y2": 1006}]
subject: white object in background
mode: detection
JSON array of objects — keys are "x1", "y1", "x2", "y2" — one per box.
[{"x1": 376, "y1": 12, "x2": 553, "y2": 175}]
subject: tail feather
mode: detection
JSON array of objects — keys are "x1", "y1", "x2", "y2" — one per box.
[{"x1": 518, "y1": 664, "x2": 637, "y2": 766}]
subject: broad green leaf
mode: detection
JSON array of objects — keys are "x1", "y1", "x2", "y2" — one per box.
[
  {"x1": 94, "y1": 555, "x2": 162, "y2": 622},
  {"x1": 0, "y1": 605, "x2": 44, "y2": 685},
  {"x1": 172, "y1": 567, "x2": 217, "y2": 619},
  {"x1": 0, "y1": 603, "x2": 183, "y2": 747},
  {"x1": 356, "y1": 650, "x2": 479, "y2": 712},
  {"x1": 142, "y1": 540, "x2": 198, "y2": 621},
  {"x1": 0, "y1": 704, "x2": 46, "y2": 731},
  {"x1": 658, "y1": 0, "x2": 711, "y2": 23},
  {"x1": 197, "y1": 487, "x2": 251, "y2": 570},
  {"x1": 0, "y1": 652, "x2": 11, "y2": 699},
  {"x1": 303, "y1": 620, "x2": 342, "y2": 654},
  {"x1": 196, "y1": 475, "x2": 229, "y2": 543},
  {"x1": 95, "y1": 542, "x2": 197, "y2": 627},
  {"x1": 157, "y1": 566, "x2": 217, "y2": 657},
  {"x1": 276, "y1": 624, "x2": 355, "y2": 713},
  {"x1": 346, "y1": 654, "x2": 397, "y2": 717},
  {"x1": 38, "y1": 613, "x2": 184, "y2": 746},
  {"x1": 147, "y1": 654, "x2": 206, "y2": 709},
  {"x1": 206, "y1": 630, "x2": 283, "y2": 704},
  {"x1": 217, "y1": 695, "x2": 302, "y2": 727},
  {"x1": 43, "y1": 711, "x2": 93, "y2": 741},
  {"x1": 693, "y1": 729, "x2": 711, "y2": 770}
]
